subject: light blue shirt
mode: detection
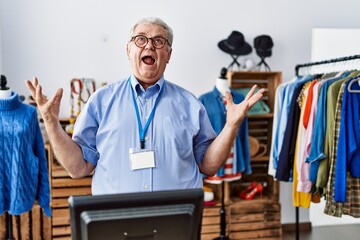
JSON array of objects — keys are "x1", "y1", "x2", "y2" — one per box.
[
  {"x1": 268, "y1": 78, "x2": 295, "y2": 176},
  {"x1": 73, "y1": 75, "x2": 216, "y2": 195},
  {"x1": 271, "y1": 75, "x2": 313, "y2": 176}
]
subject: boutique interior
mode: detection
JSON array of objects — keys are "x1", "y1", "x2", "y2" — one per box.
[{"x1": 1, "y1": 1, "x2": 360, "y2": 240}]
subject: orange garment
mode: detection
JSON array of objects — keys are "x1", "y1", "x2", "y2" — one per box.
[{"x1": 303, "y1": 80, "x2": 318, "y2": 128}]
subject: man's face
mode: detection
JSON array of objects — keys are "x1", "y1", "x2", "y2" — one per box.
[{"x1": 126, "y1": 23, "x2": 172, "y2": 89}]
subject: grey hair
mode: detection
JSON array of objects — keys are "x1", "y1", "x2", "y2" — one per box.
[{"x1": 129, "y1": 17, "x2": 174, "y2": 47}]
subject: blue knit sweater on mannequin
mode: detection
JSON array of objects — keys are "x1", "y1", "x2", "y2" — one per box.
[{"x1": 0, "y1": 92, "x2": 51, "y2": 217}]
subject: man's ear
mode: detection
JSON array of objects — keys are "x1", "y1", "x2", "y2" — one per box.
[
  {"x1": 167, "y1": 47, "x2": 172, "y2": 63},
  {"x1": 126, "y1": 43, "x2": 131, "y2": 60}
]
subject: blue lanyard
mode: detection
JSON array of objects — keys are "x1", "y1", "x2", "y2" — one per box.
[{"x1": 129, "y1": 80, "x2": 165, "y2": 149}]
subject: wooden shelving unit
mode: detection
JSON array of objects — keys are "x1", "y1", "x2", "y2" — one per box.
[
  {"x1": 201, "y1": 71, "x2": 282, "y2": 240},
  {"x1": 45, "y1": 143, "x2": 92, "y2": 240}
]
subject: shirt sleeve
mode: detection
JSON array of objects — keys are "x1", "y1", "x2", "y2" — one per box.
[
  {"x1": 192, "y1": 104, "x2": 216, "y2": 164},
  {"x1": 73, "y1": 98, "x2": 100, "y2": 166}
]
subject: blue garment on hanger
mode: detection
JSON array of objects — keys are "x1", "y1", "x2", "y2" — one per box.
[{"x1": 335, "y1": 77, "x2": 360, "y2": 202}]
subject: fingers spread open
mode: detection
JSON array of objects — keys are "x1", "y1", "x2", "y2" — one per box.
[
  {"x1": 25, "y1": 80, "x2": 36, "y2": 98},
  {"x1": 244, "y1": 84, "x2": 258, "y2": 101},
  {"x1": 248, "y1": 88, "x2": 265, "y2": 108}
]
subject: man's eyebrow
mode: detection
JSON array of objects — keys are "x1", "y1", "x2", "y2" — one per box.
[
  {"x1": 134, "y1": 32, "x2": 166, "y2": 38},
  {"x1": 134, "y1": 31, "x2": 146, "y2": 35}
]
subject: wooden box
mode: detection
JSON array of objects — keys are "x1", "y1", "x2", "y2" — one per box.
[
  {"x1": 229, "y1": 200, "x2": 282, "y2": 240},
  {"x1": 0, "y1": 203, "x2": 51, "y2": 240},
  {"x1": 201, "y1": 204, "x2": 230, "y2": 240},
  {"x1": 45, "y1": 143, "x2": 92, "y2": 239}
]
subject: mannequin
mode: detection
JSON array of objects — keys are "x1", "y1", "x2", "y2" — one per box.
[
  {"x1": 1, "y1": 75, "x2": 14, "y2": 240},
  {"x1": 205, "y1": 67, "x2": 244, "y2": 183},
  {"x1": 0, "y1": 75, "x2": 51, "y2": 239},
  {"x1": 215, "y1": 67, "x2": 230, "y2": 96},
  {"x1": 0, "y1": 75, "x2": 11, "y2": 99}
]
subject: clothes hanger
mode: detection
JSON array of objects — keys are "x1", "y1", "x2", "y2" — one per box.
[{"x1": 347, "y1": 76, "x2": 360, "y2": 93}]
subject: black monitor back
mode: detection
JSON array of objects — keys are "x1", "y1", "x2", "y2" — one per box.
[{"x1": 68, "y1": 188, "x2": 204, "y2": 240}]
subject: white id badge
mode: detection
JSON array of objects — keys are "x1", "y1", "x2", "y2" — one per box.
[{"x1": 129, "y1": 148, "x2": 155, "y2": 170}]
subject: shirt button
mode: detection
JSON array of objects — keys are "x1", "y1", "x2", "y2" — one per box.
[
  {"x1": 144, "y1": 184, "x2": 149, "y2": 190},
  {"x1": 145, "y1": 136, "x2": 149, "y2": 141}
]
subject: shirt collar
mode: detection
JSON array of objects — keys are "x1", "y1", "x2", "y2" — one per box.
[
  {"x1": 0, "y1": 91, "x2": 21, "y2": 111},
  {"x1": 212, "y1": 86, "x2": 228, "y2": 99},
  {"x1": 129, "y1": 74, "x2": 164, "y2": 97}
]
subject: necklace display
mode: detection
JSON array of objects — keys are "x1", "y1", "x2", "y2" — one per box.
[
  {"x1": 70, "y1": 78, "x2": 83, "y2": 120},
  {"x1": 67, "y1": 78, "x2": 96, "y2": 136},
  {"x1": 81, "y1": 78, "x2": 96, "y2": 104}
]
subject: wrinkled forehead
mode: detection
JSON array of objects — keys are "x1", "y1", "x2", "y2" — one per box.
[{"x1": 133, "y1": 23, "x2": 168, "y2": 38}]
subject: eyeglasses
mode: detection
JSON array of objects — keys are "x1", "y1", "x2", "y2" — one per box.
[{"x1": 131, "y1": 35, "x2": 169, "y2": 49}]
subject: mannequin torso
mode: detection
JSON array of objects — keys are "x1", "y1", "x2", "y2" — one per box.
[{"x1": 215, "y1": 77, "x2": 230, "y2": 96}]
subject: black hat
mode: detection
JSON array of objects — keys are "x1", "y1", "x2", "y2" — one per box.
[
  {"x1": 218, "y1": 31, "x2": 252, "y2": 56},
  {"x1": 254, "y1": 35, "x2": 273, "y2": 58}
]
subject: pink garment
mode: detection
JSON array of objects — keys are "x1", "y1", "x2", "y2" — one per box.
[{"x1": 297, "y1": 80, "x2": 324, "y2": 192}]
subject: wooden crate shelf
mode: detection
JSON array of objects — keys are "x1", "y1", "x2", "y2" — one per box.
[
  {"x1": 202, "y1": 71, "x2": 282, "y2": 240},
  {"x1": 45, "y1": 142, "x2": 92, "y2": 240}
]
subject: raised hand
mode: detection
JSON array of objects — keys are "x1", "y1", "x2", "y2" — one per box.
[
  {"x1": 25, "y1": 77, "x2": 63, "y2": 123},
  {"x1": 224, "y1": 85, "x2": 265, "y2": 129}
]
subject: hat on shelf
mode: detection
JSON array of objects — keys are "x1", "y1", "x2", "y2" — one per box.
[
  {"x1": 218, "y1": 31, "x2": 252, "y2": 56},
  {"x1": 254, "y1": 35, "x2": 273, "y2": 58}
]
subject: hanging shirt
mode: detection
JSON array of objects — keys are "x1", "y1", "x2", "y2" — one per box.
[
  {"x1": 335, "y1": 77, "x2": 360, "y2": 202},
  {"x1": 297, "y1": 80, "x2": 317, "y2": 193},
  {"x1": 292, "y1": 83, "x2": 312, "y2": 208},
  {"x1": 306, "y1": 74, "x2": 346, "y2": 184},
  {"x1": 302, "y1": 80, "x2": 324, "y2": 185},
  {"x1": 316, "y1": 71, "x2": 358, "y2": 190},
  {"x1": 199, "y1": 87, "x2": 251, "y2": 175},
  {"x1": 0, "y1": 92, "x2": 51, "y2": 216},
  {"x1": 273, "y1": 75, "x2": 314, "y2": 181},
  {"x1": 268, "y1": 78, "x2": 296, "y2": 176},
  {"x1": 275, "y1": 75, "x2": 314, "y2": 181},
  {"x1": 323, "y1": 80, "x2": 346, "y2": 217},
  {"x1": 73, "y1": 75, "x2": 217, "y2": 194}
]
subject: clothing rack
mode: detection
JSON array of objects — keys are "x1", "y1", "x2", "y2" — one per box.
[
  {"x1": 295, "y1": 54, "x2": 360, "y2": 76},
  {"x1": 294, "y1": 53, "x2": 360, "y2": 240}
]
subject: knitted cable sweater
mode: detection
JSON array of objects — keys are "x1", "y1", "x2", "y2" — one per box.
[{"x1": 0, "y1": 92, "x2": 51, "y2": 217}]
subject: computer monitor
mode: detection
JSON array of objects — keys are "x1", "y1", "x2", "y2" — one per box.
[{"x1": 68, "y1": 188, "x2": 204, "y2": 240}]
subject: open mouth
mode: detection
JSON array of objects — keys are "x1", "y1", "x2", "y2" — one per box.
[{"x1": 142, "y1": 56, "x2": 155, "y2": 65}]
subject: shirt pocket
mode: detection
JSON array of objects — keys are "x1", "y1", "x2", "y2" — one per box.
[{"x1": 161, "y1": 116, "x2": 195, "y2": 152}]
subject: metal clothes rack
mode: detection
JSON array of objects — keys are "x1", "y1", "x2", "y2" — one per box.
[
  {"x1": 295, "y1": 54, "x2": 360, "y2": 76},
  {"x1": 294, "y1": 54, "x2": 360, "y2": 240}
]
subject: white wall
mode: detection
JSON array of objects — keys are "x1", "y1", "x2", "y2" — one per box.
[{"x1": 1, "y1": 0, "x2": 360, "y2": 225}]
